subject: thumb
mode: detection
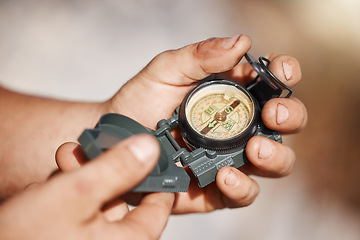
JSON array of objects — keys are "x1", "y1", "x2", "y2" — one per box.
[
  {"x1": 139, "y1": 34, "x2": 252, "y2": 86},
  {"x1": 50, "y1": 134, "x2": 160, "y2": 217},
  {"x1": 113, "y1": 35, "x2": 252, "y2": 128}
]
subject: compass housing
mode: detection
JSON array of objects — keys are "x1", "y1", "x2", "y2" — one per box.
[{"x1": 179, "y1": 79, "x2": 261, "y2": 152}]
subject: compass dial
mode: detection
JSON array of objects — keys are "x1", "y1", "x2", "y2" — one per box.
[
  {"x1": 179, "y1": 80, "x2": 259, "y2": 151},
  {"x1": 185, "y1": 83, "x2": 254, "y2": 140}
]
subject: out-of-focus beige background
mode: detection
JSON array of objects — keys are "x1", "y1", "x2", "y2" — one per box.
[{"x1": 1, "y1": 0, "x2": 359, "y2": 239}]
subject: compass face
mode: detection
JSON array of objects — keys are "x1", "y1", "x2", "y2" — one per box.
[{"x1": 184, "y1": 82, "x2": 255, "y2": 141}]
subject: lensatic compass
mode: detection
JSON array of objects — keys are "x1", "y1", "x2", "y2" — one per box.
[
  {"x1": 178, "y1": 79, "x2": 258, "y2": 151},
  {"x1": 78, "y1": 53, "x2": 293, "y2": 192}
]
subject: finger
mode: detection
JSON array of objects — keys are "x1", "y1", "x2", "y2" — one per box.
[
  {"x1": 50, "y1": 134, "x2": 161, "y2": 217},
  {"x1": 219, "y1": 52, "x2": 302, "y2": 87},
  {"x1": 102, "y1": 198, "x2": 130, "y2": 222},
  {"x1": 171, "y1": 170, "x2": 259, "y2": 214},
  {"x1": 139, "y1": 34, "x2": 252, "y2": 86},
  {"x1": 114, "y1": 193, "x2": 174, "y2": 240},
  {"x1": 244, "y1": 136, "x2": 296, "y2": 177},
  {"x1": 114, "y1": 35, "x2": 252, "y2": 128},
  {"x1": 266, "y1": 53, "x2": 302, "y2": 87},
  {"x1": 55, "y1": 142, "x2": 88, "y2": 171},
  {"x1": 216, "y1": 166, "x2": 260, "y2": 208},
  {"x1": 57, "y1": 143, "x2": 132, "y2": 222},
  {"x1": 262, "y1": 97, "x2": 308, "y2": 133}
]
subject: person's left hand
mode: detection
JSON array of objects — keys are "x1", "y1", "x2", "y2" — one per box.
[{"x1": 57, "y1": 35, "x2": 307, "y2": 216}]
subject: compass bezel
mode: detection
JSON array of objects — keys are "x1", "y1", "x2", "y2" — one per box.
[{"x1": 178, "y1": 79, "x2": 261, "y2": 151}]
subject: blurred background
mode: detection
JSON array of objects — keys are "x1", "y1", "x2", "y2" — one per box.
[{"x1": 1, "y1": 0, "x2": 359, "y2": 239}]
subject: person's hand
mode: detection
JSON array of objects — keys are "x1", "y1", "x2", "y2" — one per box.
[
  {"x1": 58, "y1": 35, "x2": 307, "y2": 214},
  {"x1": 0, "y1": 135, "x2": 174, "y2": 240}
]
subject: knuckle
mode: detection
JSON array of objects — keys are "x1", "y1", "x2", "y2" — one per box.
[
  {"x1": 150, "y1": 50, "x2": 177, "y2": 69},
  {"x1": 268, "y1": 54, "x2": 302, "y2": 86}
]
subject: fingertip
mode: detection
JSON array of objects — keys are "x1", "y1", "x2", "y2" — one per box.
[
  {"x1": 246, "y1": 136, "x2": 295, "y2": 177},
  {"x1": 246, "y1": 136, "x2": 271, "y2": 162},
  {"x1": 216, "y1": 167, "x2": 241, "y2": 188},
  {"x1": 55, "y1": 142, "x2": 85, "y2": 171},
  {"x1": 216, "y1": 166, "x2": 259, "y2": 207},
  {"x1": 196, "y1": 34, "x2": 251, "y2": 54},
  {"x1": 262, "y1": 97, "x2": 308, "y2": 133},
  {"x1": 126, "y1": 134, "x2": 161, "y2": 165},
  {"x1": 268, "y1": 54, "x2": 302, "y2": 87},
  {"x1": 235, "y1": 34, "x2": 252, "y2": 50},
  {"x1": 193, "y1": 34, "x2": 252, "y2": 74}
]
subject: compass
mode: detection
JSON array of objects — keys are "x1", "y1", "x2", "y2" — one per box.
[
  {"x1": 178, "y1": 79, "x2": 259, "y2": 151},
  {"x1": 78, "y1": 53, "x2": 293, "y2": 192}
]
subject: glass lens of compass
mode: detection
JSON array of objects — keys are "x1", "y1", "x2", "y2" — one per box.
[{"x1": 185, "y1": 83, "x2": 255, "y2": 140}]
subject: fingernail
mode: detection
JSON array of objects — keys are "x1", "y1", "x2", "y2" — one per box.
[
  {"x1": 282, "y1": 62, "x2": 292, "y2": 80},
  {"x1": 221, "y1": 35, "x2": 241, "y2": 49},
  {"x1": 225, "y1": 169, "x2": 239, "y2": 186},
  {"x1": 276, "y1": 103, "x2": 289, "y2": 125},
  {"x1": 258, "y1": 138, "x2": 273, "y2": 159},
  {"x1": 128, "y1": 136, "x2": 157, "y2": 163}
]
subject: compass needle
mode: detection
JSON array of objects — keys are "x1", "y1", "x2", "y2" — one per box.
[{"x1": 181, "y1": 80, "x2": 258, "y2": 145}]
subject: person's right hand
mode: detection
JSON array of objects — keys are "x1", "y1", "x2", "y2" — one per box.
[{"x1": 0, "y1": 135, "x2": 174, "y2": 240}]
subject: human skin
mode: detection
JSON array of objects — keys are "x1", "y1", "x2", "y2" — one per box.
[
  {"x1": 0, "y1": 35, "x2": 307, "y2": 213},
  {"x1": 0, "y1": 135, "x2": 176, "y2": 240},
  {"x1": 56, "y1": 35, "x2": 307, "y2": 214}
]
